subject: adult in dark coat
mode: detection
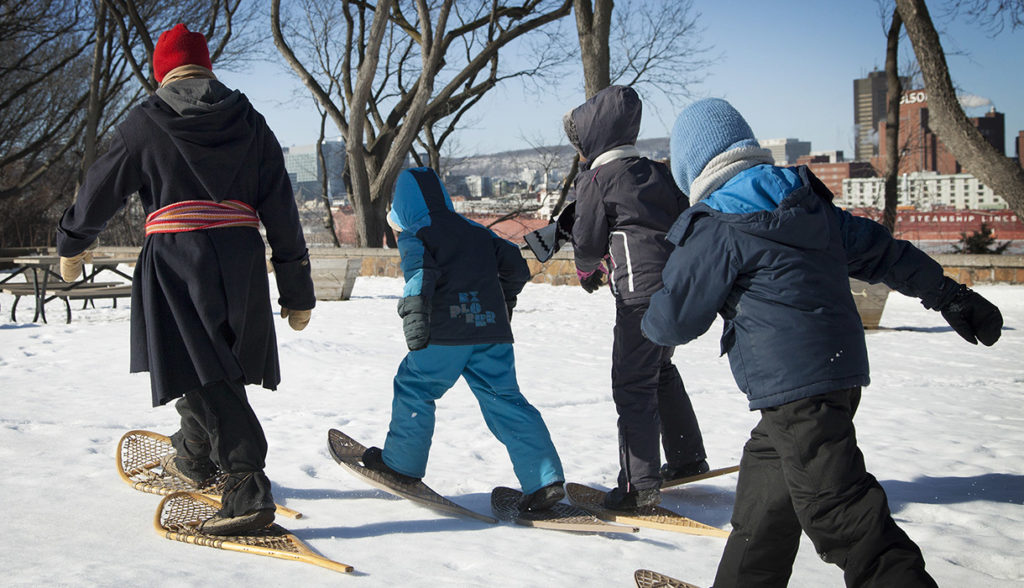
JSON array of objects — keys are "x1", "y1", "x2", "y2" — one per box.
[
  {"x1": 563, "y1": 85, "x2": 707, "y2": 510},
  {"x1": 56, "y1": 24, "x2": 315, "y2": 535}
]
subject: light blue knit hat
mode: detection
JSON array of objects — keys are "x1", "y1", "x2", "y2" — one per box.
[{"x1": 670, "y1": 98, "x2": 760, "y2": 195}]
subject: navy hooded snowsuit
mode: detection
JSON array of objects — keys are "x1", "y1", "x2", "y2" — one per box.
[
  {"x1": 381, "y1": 167, "x2": 563, "y2": 494},
  {"x1": 56, "y1": 78, "x2": 314, "y2": 518},
  {"x1": 565, "y1": 85, "x2": 706, "y2": 492},
  {"x1": 644, "y1": 162, "x2": 949, "y2": 587}
]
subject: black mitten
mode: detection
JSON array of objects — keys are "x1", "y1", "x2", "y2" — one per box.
[
  {"x1": 579, "y1": 269, "x2": 606, "y2": 293},
  {"x1": 397, "y1": 296, "x2": 430, "y2": 351},
  {"x1": 939, "y1": 284, "x2": 1002, "y2": 346}
]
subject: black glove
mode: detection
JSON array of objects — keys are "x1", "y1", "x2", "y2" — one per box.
[
  {"x1": 505, "y1": 296, "x2": 517, "y2": 321},
  {"x1": 579, "y1": 269, "x2": 606, "y2": 293},
  {"x1": 939, "y1": 284, "x2": 1002, "y2": 346},
  {"x1": 397, "y1": 296, "x2": 430, "y2": 351},
  {"x1": 577, "y1": 257, "x2": 609, "y2": 294}
]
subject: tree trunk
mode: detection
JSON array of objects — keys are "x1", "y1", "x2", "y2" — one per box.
[
  {"x1": 896, "y1": 0, "x2": 1024, "y2": 219},
  {"x1": 554, "y1": 0, "x2": 613, "y2": 217},
  {"x1": 316, "y1": 111, "x2": 341, "y2": 247},
  {"x1": 882, "y1": 9, "x2": 902, "y2": 234},
  {"x1": 343, "y1": 0, "x2": 394, "y2": 247},
  {"x1": 80, "y1": 2, "x2": 108, "y2": 186},
  {"x1": 573, "y1": 0, "x2": 612, "y2": 98}
]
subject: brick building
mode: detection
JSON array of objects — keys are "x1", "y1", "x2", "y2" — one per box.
[
  {"x1": 875, "y1": 89, "x2": 1006, "y2": 175},
  {"x1": 1017, "y1": 131, "x2": 1024, "y2": 168},
  {"x1": 795, "y1": 155, "x2": 876, "y2": 197}
]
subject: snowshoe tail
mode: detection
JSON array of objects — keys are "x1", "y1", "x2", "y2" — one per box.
[{"x1": 155, "y1": 491, "x2": 351, "y2": 573}]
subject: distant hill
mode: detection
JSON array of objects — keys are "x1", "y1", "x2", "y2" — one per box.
[{"x1": 444, "y1": 137, "x2": 669, "y2": 178}]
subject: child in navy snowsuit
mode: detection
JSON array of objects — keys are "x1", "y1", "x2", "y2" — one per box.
[
  {"x1": 361, "y1": 167, "x2": 566, "y2": 511},
  {"x1": 564, "y1": 85, "x2": 707, "y2": 509},
  {"x1": 643, "y1": 98, "x2": 1003, "y2": 587}
]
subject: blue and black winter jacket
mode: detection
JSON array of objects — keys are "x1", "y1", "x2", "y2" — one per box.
[
  {"x1": 389, "y1": 167, "x2": 530, "y2": 347},
  {"x1": 642, "y1": 165, "x2": 958, "y2": 410}
]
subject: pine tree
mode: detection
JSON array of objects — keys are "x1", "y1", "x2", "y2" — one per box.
[{"x1": 952, "y1": 222, "x2": 1011, "y2": 254}]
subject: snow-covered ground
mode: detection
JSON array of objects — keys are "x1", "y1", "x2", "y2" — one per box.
[{"x1": 1, "y1": 273, "x2": 1021, "y2": 587}]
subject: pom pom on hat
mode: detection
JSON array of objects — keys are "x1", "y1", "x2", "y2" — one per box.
[
  {"x1": 670, "y1": 98, "x2": 760, "y2": 195},
  {"x1": 153, "y1": 24, "x2": 212, "y2": 83}
]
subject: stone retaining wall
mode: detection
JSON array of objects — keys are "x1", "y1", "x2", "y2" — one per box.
[
  {"x1": 26, "y1": 246, "x2": 1022, "y2": 286},
  {"x1": 317, "y1": 248, "x2": 1024, "y2": 287}
]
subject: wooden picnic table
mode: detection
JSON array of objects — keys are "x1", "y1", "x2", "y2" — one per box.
[{"x1": 2, "y1": 254, "x2": 137, "y2": 323}]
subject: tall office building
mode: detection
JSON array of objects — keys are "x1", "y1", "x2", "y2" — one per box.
[
  {"x1": 853, "y1": 70, "x2": 888, "y2": 162},
  {"x1": 759, "y1": 138, "x2": 811, "y2": 165},
  {"x1": 282, "y1": 139, "x2": 347, "y2": 204}
]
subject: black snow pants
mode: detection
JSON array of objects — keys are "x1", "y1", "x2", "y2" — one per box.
[
  {"x1": 713, "y1": 387, "x2": 937, "y2": 588},
  {"x1": 170, "y1": 379, "x2": 275, "y2": 517},
  {"x1": 612, "y1": 300, "x2": 706, "y2": 491}
]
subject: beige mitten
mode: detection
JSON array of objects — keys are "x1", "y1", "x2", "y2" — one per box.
[
  {"x1": 59, "y1": 252, "x2": 87, "y2": 282},
  {"x1": 280, "y1": 307, "x2": 312, "y2": 331}
]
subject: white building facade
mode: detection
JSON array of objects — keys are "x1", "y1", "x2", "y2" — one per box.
[{"x1": 840, "y1": 171, "x2": 1007, "y2": 210}]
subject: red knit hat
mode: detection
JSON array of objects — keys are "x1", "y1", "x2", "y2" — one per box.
[{"x1": 152, "y1": 24, "x2": 212, "y2": 83}]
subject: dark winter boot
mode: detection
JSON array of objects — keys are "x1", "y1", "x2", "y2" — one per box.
[
  {"x1": 199, "y1": 508, "x2": 275, "y2": 536},
  {"x1": 199, "y1": 471, "x2": 276, "y2": 536},
  {"x1": 362, "y1": 446, "x2": 421, "y2": 486},
  {"x1": 660, "y1": 459, "x2": 710, "y2": 482},
  {"x1": 518, "y1": 481, "x2": 566, "y2": 512},
  {"x1": 603, "y1": 486, "x2": 662, "y2": 510},
  {"x1": 161, "y1": 455, "x2": 218, "y2": 488}
]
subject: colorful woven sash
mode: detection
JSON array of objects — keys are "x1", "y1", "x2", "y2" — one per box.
[{"x1": 144, "y1": 200, "x2": 259, "y2": 236}]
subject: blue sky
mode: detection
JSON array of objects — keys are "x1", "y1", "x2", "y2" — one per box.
[{"x1": 219, "y1": 1, "x2": 1023, "y2": 157}]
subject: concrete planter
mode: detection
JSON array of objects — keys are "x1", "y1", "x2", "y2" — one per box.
[
  {"x1": 309, "y1": 256, "x2": 362, "y2": 301},
  {"x1": 850, "y1": 278, "x2": 891, "y2": 329}
]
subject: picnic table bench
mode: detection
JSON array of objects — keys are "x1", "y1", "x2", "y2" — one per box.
[
  {"x1": 1, "y1": 282, "x2": 133, "y2": 324},
  {"x1": 0, "y1": 253, "x2": 137, "y2": 323}
]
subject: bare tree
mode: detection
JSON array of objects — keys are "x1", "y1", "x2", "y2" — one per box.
[
  {"x1": 895, "y1": 0, "x2": 1024, "y2": 220},
  {"x1": 416, "y1": 31, "x2": 568, "y2": 175},
  {"x1": 272, "y1": 0, "x2": 573, "y2": 247},
  {"x1": 942, "y1": 0, "x2": 1024, "y2": 32},
  {"x1": 315, "y1": 92, "x2": 342, "y2": 247},
  {"x1": 0, "y1": 1, "x2": 259, "y2": 247},
  {"x1": 0, "y1": 0, "x2": 92, "y2": 202},
  {"x1": 521, "y1": 132, "x2": 571, "y2": 191},
  {"x1": 572, "y1": 0, "x2": 612, "y2": 97},
  {"x1": 608, "y1": 0, "x2": 709, "y2": 104},
  {"x1": 883, "y1": 8, "x2": 903, "y2": 233},
  {"x1": 549, "y1": 0, "x2": 710, "y2": 217}
]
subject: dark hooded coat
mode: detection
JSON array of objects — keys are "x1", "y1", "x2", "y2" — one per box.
[
  {"x1": 566, "y1": 85, "x2": 688, "y2": 304},
  {"x1": 643, "y1": 166, "x2": 956, "y2": 410},
  {"x1": 57, "y1": 80, "x2": 314, "y2": 406}
]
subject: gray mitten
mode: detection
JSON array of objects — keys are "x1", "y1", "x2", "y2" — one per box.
[{"x1": 397, "y1": 296, "x2": 430, "y2": 351}]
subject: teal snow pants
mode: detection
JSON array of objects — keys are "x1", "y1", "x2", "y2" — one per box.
[{"x1": 382, "y1": 343, "x2": 564, "y2": 494}]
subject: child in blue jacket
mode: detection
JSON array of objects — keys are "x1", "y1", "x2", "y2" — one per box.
[
  {"x1": 643, "y1": 98, "x2": 1002, "y2": 587},
  {"x1": 361, "y1": 167, "x2": 566, "y2": 511}
]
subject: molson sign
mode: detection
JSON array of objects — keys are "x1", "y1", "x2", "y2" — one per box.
[{"x1": 900, "y1": 90, "x2": 927, "y2": 105}]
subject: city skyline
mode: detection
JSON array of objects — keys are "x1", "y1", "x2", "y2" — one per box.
[{"x1": 219, "y1": 1, "x2": 1023, "y2": 159}]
